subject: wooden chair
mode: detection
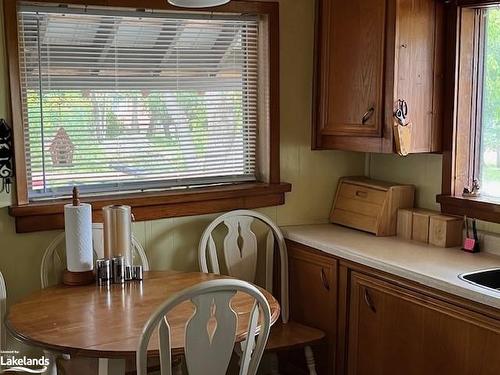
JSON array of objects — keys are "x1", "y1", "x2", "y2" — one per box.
[
  {"x1": 40, "y1": 224, "x2": 149, "y2": 375},
  {"x1": 136, "y1": 279, "x2": 271, "y2": 375},
  {"x1": 198, "y1": 210, "x2": 325, "y2": 375}
]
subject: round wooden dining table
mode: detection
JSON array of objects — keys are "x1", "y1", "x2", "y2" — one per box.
[{"x1": 6, "y1": 271, "x2": 280, "y2": 374}]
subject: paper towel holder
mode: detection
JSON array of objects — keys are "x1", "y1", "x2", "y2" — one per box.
[{"x1": 62, "y1": 187, "x2": 95, "y2": 286}]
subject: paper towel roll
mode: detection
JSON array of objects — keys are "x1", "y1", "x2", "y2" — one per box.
[{"x1": 64, "y1": 203, "x2": 93, "y2": 272}]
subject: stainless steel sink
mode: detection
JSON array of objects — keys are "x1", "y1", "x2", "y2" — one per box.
[{"x1": 459, "y1": 268, "x2": 500, "y2": 293}]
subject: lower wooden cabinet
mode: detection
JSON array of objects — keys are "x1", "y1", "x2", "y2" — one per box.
[
  {"x1": 286, "y1": 240, "x2": 500, "y2": 375},
  {"x1": 287, "y1": 241, "x2": 337, "y2": 374},
  {"x1": 346, "y1": 271, "x2": 500, "y2": 375}
]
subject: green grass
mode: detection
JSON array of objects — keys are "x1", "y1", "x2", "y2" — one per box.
[
  {"x1": 26, "y1": 89, "x2": 245, "y2": 191},
  {"x1": 483, "y1": 164, "x2": 500, "y2": 181}
]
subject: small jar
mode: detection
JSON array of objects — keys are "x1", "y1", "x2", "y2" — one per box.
[
  {"x1": 96, "y1": 259, "x2": 112, "y2": 285},
  {"x1": 112, "y1": 256, "x2": 125, "y2": 284}
]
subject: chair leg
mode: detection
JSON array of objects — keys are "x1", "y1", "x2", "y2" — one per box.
[
  {"x1": 269, "y1": 352, "x2": 280, "y2": 375},
  {"x1": 304, "y1": 346, "x2": 318, "y2": 375}
]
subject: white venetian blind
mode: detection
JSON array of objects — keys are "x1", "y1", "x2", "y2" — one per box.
[{"x1": 17, "y1": 5, "x2": 259, "y2": 200}]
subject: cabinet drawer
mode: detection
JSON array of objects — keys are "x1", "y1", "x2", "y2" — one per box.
[{"x1": 338, "y1": 183, "x2": 386, "y2": 206}]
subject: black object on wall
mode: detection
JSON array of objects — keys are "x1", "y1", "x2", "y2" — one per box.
[{"x1": 0, "y1": 119, "x2": 14, "y2": 193}]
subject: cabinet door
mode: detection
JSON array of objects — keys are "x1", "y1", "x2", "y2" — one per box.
[
  {"x1": 288, "y1": 242, "x2": 337, "y2": 374},
  {"x1": 347, "y1": 272, "x2": 500, "y2": 375},
  {"x1": 318, "y1": 0, "x2": 387, "y2": 137},
  {"x1": 394, "y1": 0, "x2": 443, "y2": 153}
]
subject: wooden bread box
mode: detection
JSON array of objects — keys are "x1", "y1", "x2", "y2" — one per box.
[{"x1": 330, "y1": 177, "x2": 415, "y2": 236}]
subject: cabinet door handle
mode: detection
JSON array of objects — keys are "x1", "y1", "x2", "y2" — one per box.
[
  {"x1": 320, "y1": 268, "x2": 330, "y2": 291},
  {"x1": 364, "y1": 288, "x2": 376, "y2": 313},
  {"x1": 361, "y1": 107, "x2": 375, "y2": 125},
  {"x1": 355, "y1": 190, "x2": 368, "y2": 198}
]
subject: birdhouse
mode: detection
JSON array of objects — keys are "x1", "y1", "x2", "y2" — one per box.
[{"x1": 50, "y1": 128, "x2": 74, "y2": 167}]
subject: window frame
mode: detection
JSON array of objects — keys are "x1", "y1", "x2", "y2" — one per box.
[
  {"x1": 4, "y1": 0, "x2": 289, "y2": 233},
  {"x1": 439, "y1": 0, "x2": 500, "y2": 224}
]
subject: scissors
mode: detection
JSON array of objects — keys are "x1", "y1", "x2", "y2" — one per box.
[{"x1": 394, "y1": 99, "x2": 408, "y2": 126}]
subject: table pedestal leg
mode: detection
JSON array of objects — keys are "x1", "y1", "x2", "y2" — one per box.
[{"x1": 98, "y1": 358, "x2": 125, "y2": 375}]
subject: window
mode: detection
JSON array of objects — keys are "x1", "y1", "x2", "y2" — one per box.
[
  {"x1": 17, "y1": 5, "x2": 259, "y2": 200},
  {"x1": 6, "y1": 1, "x2": 287, "y2": 233},
  {"x1": 479, "y1": 8, "x2": 500, "y2": 197},
  {"x1": 439, "y1": 1, "x2": 500, "y2": 223}
]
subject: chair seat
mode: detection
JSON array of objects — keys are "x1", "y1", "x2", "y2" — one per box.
[{"x1": 265, "y1": 321, "x2": 326, "y2": 352}]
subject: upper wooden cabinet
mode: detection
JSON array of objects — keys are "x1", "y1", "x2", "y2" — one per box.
[{"x1": 313, "y1": 0, "x2": 444, "y2": 153}]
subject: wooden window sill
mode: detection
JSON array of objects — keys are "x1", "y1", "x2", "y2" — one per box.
[
  {"x1": 437, "y1": 194, "x2": 500, "y2": 224},
  {"x1": 9, "y1": 182, "x2": 292, "y2": 233}
]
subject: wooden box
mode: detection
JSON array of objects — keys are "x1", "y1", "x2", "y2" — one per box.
[
  {"x1": 397, "y1": 208, "x2": 414, "y2": 240},
  {"x1": 429, "y1": 215, "x2": 464, "y2": 248},
  {"x1": 411, "y1": 209, "x2": 440, "y2": 243},
  {"x1": 330, "y1": 177, "x2": 415, "y2": 236}
]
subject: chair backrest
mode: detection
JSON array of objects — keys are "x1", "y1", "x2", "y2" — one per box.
[
  {"x1": 41, "y1": 223, "x2": 150, "y2": 288},
  {"x1": 198, "y1": 210, "x2": 289, "y2": 323},
  {"x1": 136, "y1": 279, "x2": 271, "y2": 375},
  {"x1": 0, "y1": 271, "x2": 6, "y2": 351}
]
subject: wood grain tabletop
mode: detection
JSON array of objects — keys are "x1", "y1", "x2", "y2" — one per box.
[{"x1": 6, "y1": 271, "x2": 280, "y2": 359}]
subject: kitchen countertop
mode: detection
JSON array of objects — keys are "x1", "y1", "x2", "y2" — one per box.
[{"x1": 281, "y1": 224, "x2": 500, "y2": 310}]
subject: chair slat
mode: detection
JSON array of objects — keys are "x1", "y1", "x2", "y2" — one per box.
[
  {"x1": 239, "y1": 301, "x2": 259, "y2": 375},
  {"x1": 207, "y1": 234, "x2": 220, "y2": 275},
  {"x1": 223, "y1": 217, "x2": 257, "y2": 283},
  {"x1": 265, "y1": 230, "x2": 274, "y2": 293},
  {"x1": 186, "y1": 292, "x2": 236, "y2": 375},
  {"x1": 159, "y1": 319, "x2": 173, "y2": 375}
]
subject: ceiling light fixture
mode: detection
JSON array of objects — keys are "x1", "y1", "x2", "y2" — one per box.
[{"x1": 167, "y1": 0, "x2": 230, "y2": 8}]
